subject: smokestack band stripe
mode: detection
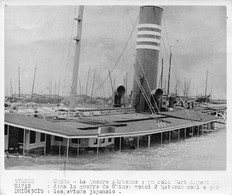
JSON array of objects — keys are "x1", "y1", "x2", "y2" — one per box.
[
  {"x1": 137, "y1": 23, "x2": 161, "y2": 30},
  {"x1": 136, "y1": 23, "x2": 161, "y2": 51},
  {"x1": 137, "y1": 31, "x2": 161, "y2": 37},
  {"x1": 137, "y1": 38, "x2": 161, "y2": 43},
  {"x1": 136, "y1": 45, "x2": 160, "y2": 51}
]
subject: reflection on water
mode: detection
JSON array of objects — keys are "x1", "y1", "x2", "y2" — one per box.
[{"x1": 5, "y1": 125, "x2": 226, "y2": 170}]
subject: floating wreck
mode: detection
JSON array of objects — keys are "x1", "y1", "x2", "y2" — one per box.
[{"x1": 4, "y1": 6, "x2": 226, "y2": 158}]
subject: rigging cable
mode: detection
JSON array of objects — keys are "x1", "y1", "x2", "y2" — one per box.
[
  {"x1": 95, "y1": 15, "x2": 139, "y2": 91},
  {"x1": 162, "y1": 13, "x2": 187, "y2": 96},
  {"x1": 134, "y1": 72, "x2": 156, "y2": 114},
  {"x1": 135, "y1": 54, "x2": 160, "y2": 114},
  {"x1": 162, "y1": 13, "x2": 192, "y2": 119}
]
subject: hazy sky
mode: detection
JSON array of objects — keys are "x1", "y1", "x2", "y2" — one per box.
[{"x1": 4, "y1": 5, "x2": 226, "y2": 99}]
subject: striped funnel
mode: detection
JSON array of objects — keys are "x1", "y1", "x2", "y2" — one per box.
[{"x1": 132, "y1": 6, "x2": 163, "y2": 113}]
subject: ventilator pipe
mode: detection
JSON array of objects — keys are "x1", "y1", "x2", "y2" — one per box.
[
  {"x1": 151, "y1": 88, "x2": 163, "y2": 111},
  {"x1": 113, "y1": 85, "x2": 126, "y2": 107}
]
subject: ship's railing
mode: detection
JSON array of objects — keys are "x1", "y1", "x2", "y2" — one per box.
[
  {"x1": 5, "y1": 105, "x2": 136, "y2": 120},
  {"x1": 76, "y1": 107, "x2": 135, "y2": 117}
]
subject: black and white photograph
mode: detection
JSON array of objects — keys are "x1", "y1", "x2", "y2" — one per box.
[{"x1": 0, "y1": 0, "x2": 231, "y2": 194}]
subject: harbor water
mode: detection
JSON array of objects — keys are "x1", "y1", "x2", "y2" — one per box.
[{"x1": 5, "y1": 124, "x2": 226, "y2": 170}]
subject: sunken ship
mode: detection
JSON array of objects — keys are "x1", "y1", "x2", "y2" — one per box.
[{"x1": 4, "y1": 6, "x2": 225, "y2": 158}]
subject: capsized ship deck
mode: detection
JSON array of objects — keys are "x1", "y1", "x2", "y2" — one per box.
[{"x1": 5, "y1": 108, "x2": 220, "y2": 139}]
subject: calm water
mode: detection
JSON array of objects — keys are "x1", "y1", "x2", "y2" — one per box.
[{"x1": 6, "y1": 124, "x2": 226, "y2": 170}]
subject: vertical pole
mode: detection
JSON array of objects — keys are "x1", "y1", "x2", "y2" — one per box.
[
  {"x1": 164, "y1": 80, "x2": 167, "y2": 95},
  {"x1": 18, "y1": 66, "x2": 21, "y2": 99},
  {"x1": 59, "y1": 141, "x2": 61, "y2": 157},
  {"x1": 31, "y1": 65, "x2": 37, "y2": 95},
  {"x1": 44, "y1": 134, "x2": 46, "y2": 155},
  {"x1": 96, "y1": 138, "x2": 99, "y2": 156},
  {"x1": 125, "y1": 72, "x2": 128, "y2": 98},
  {"x1": 160, "y1": 132, "x2": 163, "y2": 145},
  {"x1": 23, "y1": 129, "x2": 25, "y2": 156},
  {"x1": 148, "y1": 135, "x2": 151, "y2": 148},
  {"x1": 161, "y1": 59, "x2": 163, "y2": 88},
  {"x1": 14, "y1": 84, "x2": 16, "y2": 97},
  {"x1": 169, "y1": 131, "x2": 171, "y2": 143},
  {"x1": 58, "y1": 141, "x2": 61, "y2": 164},
  {"x1": 77, "y1": 139, "x2": 80, "y2": 155},
  {"x1": 137, "y1": 137, "x2": 139, "y2": 149},
  {"x1": 205, "y1": 71, "x2": 208, "y2": 97},
  {"x1": 55, "y1": 82, "x2": 57, "y2": 97},
  {"x1": 192, "y1": 127, "x2": 194, "y2": 136},
  {"x1": 102, "y1": 85, "x2": 105, "y2": 98},
  {"x1": 197, "y1": 126, "x2": 199, "y2": 136},
  {"x1": 119, "y1": 137, "x2": 122, "y2": 151},
  {"x1": 64, "y1": 138, "x2": 70, "y2": 170},
  {"x1": 58, "y1": 80, "x2": 60, "y2": 96},
  {"x1": 10, "y1": 78, "x2": 13, "y2": 96},
  {"x1": 167, "y1": 52, "x2": 172, "y2": 96},
  {"x1": 66, "y1": 138, "x2": 69, "y2": 162},
  {"x1": 85, "y1": 66, "x2": 91, "y2": 96},
  {"x1": 178, "y1": 129, "x2": 180, "y2": 141},
  {"x1": 49, "y1": 79, "x2": 52, "y2": 98},
  {"x1": 70, "y1": 6, "x2": 84, "y2": 109},
  {"x1": 108, "y1": 70, "x2": 114, "y2": 95},
  {"x1": 79, "y1": 79, "x2": 82, "y2": 95},
  {"x1": 8, "y1": 125, "x2": 10, "y2": 144},
  {"x1": 175, "y1": 82, "x2": 178, "y2": 95},
  {"x1": 184, "y1": 128, "x2": 186, "y2": 139},
  {"x1": 7, "y1": 125, "x2": 10, "y2": 156},
  {"x1": 91, "y1": 71, "x2": 96, "y2": 97},
  {"x1": 113, "y1": 78, "x2": 116, "y2": 91},
  {"x1": 123, "y1": 73, "x2": 126, "y2": 89}
]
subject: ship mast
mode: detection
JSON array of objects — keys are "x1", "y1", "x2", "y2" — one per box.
[
  {"x1": 124, "y1": 71, "x2": 128, "y2": 98},
  {"x1": 31, "y1": 64, "x2": 37, "y2": 95},
  {"x1": 91, "y1": 71, "x2": 96, "y2": 98},
  {"x1": 108, "y1": 70, "x2": 114, "y2": 96},
  {"x1": 10, "y1": 78, "x2": 13, "y2": 97},
  {"x1": 85, "y1": 67, "x2": 90, "y2": 96},
  {"x1": 160, "y1": 58, "x2": 163, "y2": 88},
  {"x1": 204, "y1": 70, "x2": 208, "y2": 97},
  {"x1": 79, "y1": 79, "x2": 82, "y2": 95},
  {"x1": 18, "y1": 66, "x2": 21, "y2": 99},
  {"x1": 70, "y1": 6, "x2": 84, "y2": 109},
  {"x1": 167, "y1": 52, "x2": 172, "y2": 96},
  {"x1": 58, "y1": 80, "x2": 60, "y2": 96}
]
